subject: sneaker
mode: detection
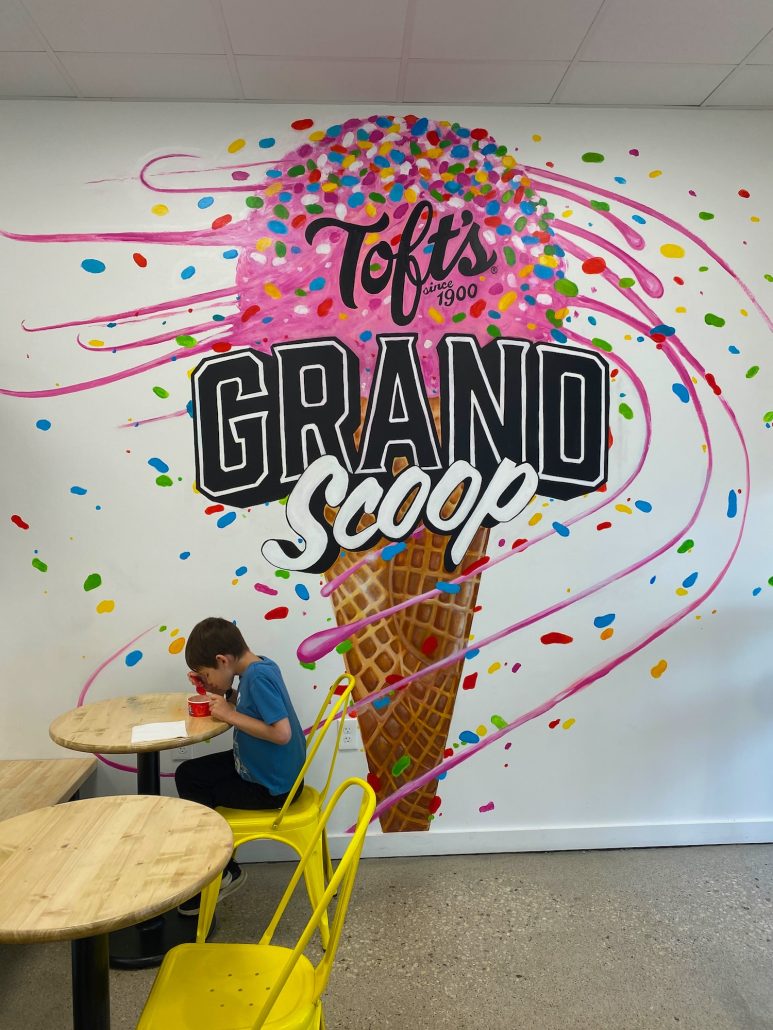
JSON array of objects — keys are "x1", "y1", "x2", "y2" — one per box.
[
  {"x1": 219, "y1": 862, "x2": 246, "y2": 900},
  {"x1": 177, "y1": 865, "x2": 246, "y2": 916}
]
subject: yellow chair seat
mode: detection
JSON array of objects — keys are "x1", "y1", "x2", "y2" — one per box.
[
  {"x1": 219, "y1": 786, "x2": 321, "y2": 839},
  {"x1": 137, "y1": 942, "x2": 319, "y2": 1030}
]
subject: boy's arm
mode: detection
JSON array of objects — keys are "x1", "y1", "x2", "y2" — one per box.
[{"x1": 207, "y1": 693, "x2": 291, "y2": 744}]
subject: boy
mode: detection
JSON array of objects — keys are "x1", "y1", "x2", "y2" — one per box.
[{"x1": 175, "y1": 616, "x2": 306, "y2": 915}]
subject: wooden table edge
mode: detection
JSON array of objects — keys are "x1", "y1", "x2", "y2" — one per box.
[
  {"x1": 0, "y1": 800, "x2": 234, "y2": 944},
  {"x1": 48, "y1": 695, "x2": 231, "y2": 754}
]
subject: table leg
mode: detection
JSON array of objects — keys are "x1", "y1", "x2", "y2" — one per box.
[
  {"x1": 71, "y1": 934, "x2": 110, "y2": 1030},
  {"x1": 136, "y1": 751, "x2": 160, "y2": 795},
  {"x1": 109, "y1": 748, "x2": 216, "y2": 968}
]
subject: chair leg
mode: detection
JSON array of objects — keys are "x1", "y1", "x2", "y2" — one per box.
[
  {"x1": 195, "y1": 872, "x2": 222, "y2": 945},
  {"x1": 321, "y1": 827, "x2": 334, "y2": 885},
  {"x1": 302, "y1": 842, "x2": 330, "y2": 949}
]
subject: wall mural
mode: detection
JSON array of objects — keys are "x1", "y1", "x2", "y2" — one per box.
[{"x1": 2, "y1": 112, "x2": 769, "y2": 834}]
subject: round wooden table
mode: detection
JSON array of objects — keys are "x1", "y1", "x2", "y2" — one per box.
[
  {"x1": 49, "y1": 693, "x2": 231, "y2": 968},
  {"x1": 50, "y1": 692, "x2": 230, "y2": 795},
  {"x1": 0, "y1": 794, "x2": 233, "y2": 1030}
]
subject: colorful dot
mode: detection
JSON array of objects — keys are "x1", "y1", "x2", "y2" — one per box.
[
  {"x1": 660, "y1": 244, "x2": 684, "y2": 258},
  {"x1": 80, "y1": 258, "x2": 105, "y2": 274},
  {"x1": 265, "y1": 606, "x2": 289, "y2": 621}
]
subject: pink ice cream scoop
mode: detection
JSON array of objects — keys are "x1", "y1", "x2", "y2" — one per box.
[{"x1": 213, "y1": 114, "x2": 573, "y2": 396}]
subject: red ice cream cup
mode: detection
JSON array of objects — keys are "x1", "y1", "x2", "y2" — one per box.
[{"x1": 187, "y1": 695, "x2": 211, "y2": 718}]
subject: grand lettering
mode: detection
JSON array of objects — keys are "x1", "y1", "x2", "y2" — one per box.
[
  {"x1": 305, "y1": 201, "x2": 496, "y2": 327},
  {"x1": 192, "y1": 334, "x2": 609, "y2": 572}
]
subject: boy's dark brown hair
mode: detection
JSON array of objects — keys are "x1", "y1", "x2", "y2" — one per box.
[{"x1": 185, "y1": 617, "x2": 249, "y2": 669}]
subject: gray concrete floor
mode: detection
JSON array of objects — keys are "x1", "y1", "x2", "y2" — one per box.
[{"x1": 1, "y1": 843, "x2": 771, "y2": 1029}]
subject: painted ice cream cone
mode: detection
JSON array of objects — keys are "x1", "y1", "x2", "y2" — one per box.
[
  {"x1": 181, "y1": 114, "x2": 570, "y2": 829},
  {"x1": 323, "y1": 399, "x2": 489, "y2": 831}
]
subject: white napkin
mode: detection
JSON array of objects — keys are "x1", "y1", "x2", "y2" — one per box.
[{"x1": 131, "y1": 720, "x2": 188, "y2": 744}]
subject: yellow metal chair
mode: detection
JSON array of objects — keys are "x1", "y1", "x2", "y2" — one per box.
[
  {"x1": 138, "y1": 776, "x2": 376, "y2": 1030},
  {"x1": 196, "y1": 673, "x2": 357, "y2": 949}
]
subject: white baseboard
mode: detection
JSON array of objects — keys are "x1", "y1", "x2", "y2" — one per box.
[{"x1": 236, "y1": 819, "x2": 773, "y2": 863}]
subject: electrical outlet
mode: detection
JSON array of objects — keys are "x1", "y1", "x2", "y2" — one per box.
[
  {"x1": 340, "y1": 718, "x2": 360, "y2": 751},
  {"x1": 171, "y1": 746, "x2": 190, "y2": 763}
]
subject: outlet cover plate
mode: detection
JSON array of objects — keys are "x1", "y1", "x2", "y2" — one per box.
[{"x1": 340, "y1": 719, "x2": 359, "y2": 750}]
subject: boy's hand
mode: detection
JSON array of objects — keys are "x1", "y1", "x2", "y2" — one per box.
[{"x1": 207, "y1": 692, "x2": 234, "y2": 724}]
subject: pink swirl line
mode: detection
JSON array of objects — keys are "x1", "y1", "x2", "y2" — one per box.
[
  {"x1": 320, "y1": 527, "x2": 425, "y2": 598},
  {"x1": 75, "y1": 624, "x2": 176, "y2": 777},
  {"x1": 76, "y1": 320, "x2": 229, "y2": 354},
  {"x1": 139, "y1": 152, "x2": 291, "y2": 194},
  {"x1": 0, "y1": 337, "x2": 216, "y2": 398},
  {"x1": 119, "y1": 407, "x2": 188, "y2": 429},
  {"x1": 553, "y1": 220, "x2": 663, "y2": 297},
  {"x1": 21, "y1": 286, "x2": 237, "y2": 333},
  {"x1": 1, "y1": 226, "x2": 230, "y2": 246},
  {"x1": 523, "y1": 165, "x2": 773, "y2": 334},
  {"x1": 528, "y1": 179, "x2": 645, "y2": 250}
]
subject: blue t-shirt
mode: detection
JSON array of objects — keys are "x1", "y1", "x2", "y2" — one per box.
[{"x1": 232, "y1": 657, "x2": 305, "y2": 796}]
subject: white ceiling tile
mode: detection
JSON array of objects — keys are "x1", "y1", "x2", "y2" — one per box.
[
  {"x1": 224, "y1": 0, "x2": 409, "y2": 58},
  {"x1": 556, "y1": 61, "x2": 733, "y2": 106},
  {"x1": 236, "y1": 56, "x2": 399, "y2": 101},
  {"x1": 59, "y1": 53, "x2": 237, "y2": 99},
  {"x1": 704, "y1": 64, "x2": 773, "y2": 106},
  {"x1": 23, "y1": 0, "x2": 224, "y2": 54},
  {"x1": 404, "y1": 59, "x2": 568, "y2": 104},
  {"x1": 583, "y1": 0, "x2": 773, "y2": 64},
  {"x1": 410, "y1": 0, "x2": 603, "y2": 61},
  {"x1": 0, "y1": 50, "x2": 73, "y2": 94},
  {"x1": 0, "y1": 2, "x2": 44, "y2": 50},
  {"x1": 746, "y1": 31, "x2": 773, "y2": 64}
]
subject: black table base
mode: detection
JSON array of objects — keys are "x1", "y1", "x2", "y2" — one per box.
[
  {"x1": 107, "y1": 748, "x2": 218, "y2": 969},
  {"x1": 137, "y1": 749, "x2": 161, "y2": 796},
  {"x1": 109, "y1": 908, "x2": 216, "y2": 969},
  {"x1": 72, "y1": 935, "x2": 110, "y2": 1030}
]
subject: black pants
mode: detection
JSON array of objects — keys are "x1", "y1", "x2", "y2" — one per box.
[{"x1": 175, "y1": 749, "x2": 300, "y2": 811}]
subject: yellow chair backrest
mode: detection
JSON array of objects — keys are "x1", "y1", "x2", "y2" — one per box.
[
  {"x1": 252, "y1": 776, "x2": 376, "y2": 1028},
  {"x1": 269, "y1": 672, "x2": 356, "y2": 832}
]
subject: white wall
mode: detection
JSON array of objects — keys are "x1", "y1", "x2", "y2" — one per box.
[{"x1": 1, "y1": 101, "x2": 772, "y2": 856}]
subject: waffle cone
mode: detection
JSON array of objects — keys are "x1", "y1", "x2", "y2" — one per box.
[{"x1": 324, "y1": 398, "x2": 489, "y2": 832}]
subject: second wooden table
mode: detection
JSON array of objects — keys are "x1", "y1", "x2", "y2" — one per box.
[{"x1": 0, "y1": 794, "x2": 232, "y2": 1030}]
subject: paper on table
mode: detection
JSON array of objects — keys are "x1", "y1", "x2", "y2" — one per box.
[{"x1": 131, "y1": 721, "x2": 188, "y2": 744}]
